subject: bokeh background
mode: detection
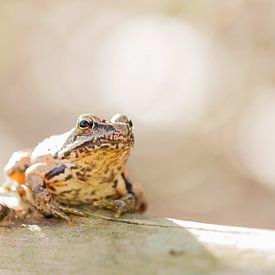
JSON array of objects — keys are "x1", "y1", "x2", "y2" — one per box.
[{"x1": 1, "y1": 0, "x2": 275, "y2": 229}]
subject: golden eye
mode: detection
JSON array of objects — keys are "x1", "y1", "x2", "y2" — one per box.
[
  {"x1": 78, "y1": 119, "x2": 93, "y2": 129},
  {"x1": 79, "y1": 120, "x2": 89, "y2": 128},
  {"x1": 128, "y1": 120, "x2": 133, "y2": 128}
]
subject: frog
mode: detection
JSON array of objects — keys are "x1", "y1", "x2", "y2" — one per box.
[{"x1": 0, "y1": 114, "x2": 146, "y2": 221}]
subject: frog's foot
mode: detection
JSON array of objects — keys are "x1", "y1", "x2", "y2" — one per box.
[
  {"x1": 93, "y1": 194, "x2": 136, "y2": 218},
  {"x1": 31, "y1": 189, "x2": 84, "y2": 221},
  {"x1": 37, "y1": 199, "x2": 84, "y2": 221}
]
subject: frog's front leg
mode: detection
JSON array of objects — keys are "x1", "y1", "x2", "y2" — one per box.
[
  {"x1": 25, "y1": 164, "x2": 84, "y2": 221},
  {"x1": 93, "y1": 175, "x2": 146, "y2": 218}
]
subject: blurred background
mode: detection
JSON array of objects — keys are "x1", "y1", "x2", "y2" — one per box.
[{"x1": 1, "y1": 0, "x2": 275, "y2": 229}]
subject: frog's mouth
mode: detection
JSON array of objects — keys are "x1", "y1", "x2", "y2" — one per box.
[{"x1": 74, "y1": 136, "x2": 134, "y2": 151}]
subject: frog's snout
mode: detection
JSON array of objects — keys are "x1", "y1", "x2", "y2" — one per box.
[
  {"x1": 110, "y1": 114, "x2": 129, "y2": 123},
  {"x1": 110, "y1": 114, "x2": 134, "y2": 135}
]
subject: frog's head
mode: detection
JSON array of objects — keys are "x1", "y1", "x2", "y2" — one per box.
[{"x1": 58, "y1": 114, "x2": 134, "y2": 161}]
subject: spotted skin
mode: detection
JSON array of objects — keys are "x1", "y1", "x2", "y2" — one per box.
[{"x1": 1, "y1": 114, "x2": 146, "y2": 221}]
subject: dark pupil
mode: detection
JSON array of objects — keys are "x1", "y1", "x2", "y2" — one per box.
[
  {"x1": 79, "y1": 120, "x2": 90, "y2": 128},
  {"x1": 129, "y1": 120, "x2": 133, "y2": 127}
]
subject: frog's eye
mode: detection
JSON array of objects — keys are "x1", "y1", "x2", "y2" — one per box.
[
  {"x1": 128, "y1": 120, "x2": 133, "y2": 128},
  {"x1": 78, "y1": 119, "x2": 92, "y2": 129}
]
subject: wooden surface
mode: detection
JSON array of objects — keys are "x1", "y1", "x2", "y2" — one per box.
[{"x1": 1, "y1": 200, "x2": 275, "y2": 274}]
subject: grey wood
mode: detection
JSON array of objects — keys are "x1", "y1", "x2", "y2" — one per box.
[{"x1": 0, "y1": 197, "x2": 275, "y2": 274}]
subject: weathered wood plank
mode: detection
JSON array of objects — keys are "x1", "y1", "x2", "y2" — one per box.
[{"x1": 0, "y1": 196, "x2": 275, "y2": 274}]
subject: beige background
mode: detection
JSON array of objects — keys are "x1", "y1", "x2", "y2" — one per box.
[{"x1": 1, "y1": 0, "x2": 275, "y2": 229}]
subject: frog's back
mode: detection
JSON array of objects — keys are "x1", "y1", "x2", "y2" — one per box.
[{"x1": 31, "y1": 130, "x2": 73, "y2": 163}]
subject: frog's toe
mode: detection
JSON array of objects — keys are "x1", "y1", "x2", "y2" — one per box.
[
  {"x1": 58, "y1": 205, "x2": 85, "y2": 217},
  {"x1": 43, "y1": 203, "x2": 85, "y2": 220},
  {"x1": 93, "y1": 200, "x2": 108, "y2": 208},
  {"x1": 114, "y1": 207, "x2": 124, "y2": 219},
  {"x1": 46, "y1": 205, "x2": 71, "y2": 221},
  {"x1": 93, "y1": 199, "x2": 117, "y2": 210}
]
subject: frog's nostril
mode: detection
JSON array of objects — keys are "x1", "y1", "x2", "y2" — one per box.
[{"x1": 110, "y1": 114, "x2": 130, "y2": 124}]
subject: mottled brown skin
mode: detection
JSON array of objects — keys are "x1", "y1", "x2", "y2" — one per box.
[{"x1": 1, "y1": 114, "x2": 146, "y2": 221}]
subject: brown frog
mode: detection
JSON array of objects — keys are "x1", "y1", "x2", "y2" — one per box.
[{"x1": 1, "y1": 114, "x2": 146, "y2": 221}]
